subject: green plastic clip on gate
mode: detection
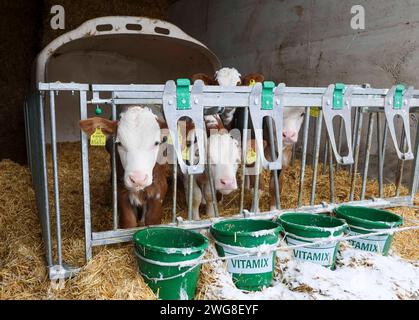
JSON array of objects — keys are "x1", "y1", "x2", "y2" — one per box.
[
  {"x1": 210, "y1": 219, "x2": 282, "y2": 291},
  {"x1": 333, "y1": 83, "x2": 345, "y2": 110},
  {"x1": 261, "y1": 81, "x2": 275, "y2": 110},
  {"x1": 133, "y1": 227, "x2": 208, "y2": 300},
  {"x1": 176, "y1": 78, "x2": 191, "y2": 110},
  {"x1": 277, "y1": 213, "x2": 347, "y2": 269},
  {"x1": 334, "y1": 205, "x2": 403, "y2": 255},
  {"x1": 393, "y1": 84, "x2": 406, "y2": 109}
]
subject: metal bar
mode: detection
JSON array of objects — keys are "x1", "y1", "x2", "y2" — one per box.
[
  {"x1": 311, "y1": 116, "x2": 317, "y2": 168},
  {"x1": 239, "y1": 109, "x2": 249, "y2": 215},
  {"x1": 361, "y1": 113, "x2": 374, "y2": 200},
  {"x1": 310, "y1": 110, "x2": 323, "y2": 205},
  {"x1": 336, "y1": 117, "x2": 344, "y2": 171},
  {"x1": 382, "y1": 119, "x2": 389, "y2": 179},
  {"x1": 350, "y1": 107, "x2": 360, "y2": 175},
  {"x1": 36, "y1": 82, "x2": 419, "y2": 108},
  {"x1": 328, "y1": 133, "x2": 335, "y2": 203},
  {"x1": 38, "y1": 92, "x2": 53, "y2": 266},
  {"x1": 39, "y1": 83, "x2": 89, "y2": 91},
  {"x1": 79, "y1": 91, "x2": 93, "y2": 261},
  {"x1": 267, "y1": 117, "x2": 281, "y2": 209},
  {"x1": 251, "y1": 149, "x2": 261, "y2": 212},
  {"x1": 172, "y1": 146, "x2": 178, "y2": 223},
  {"x1": 90, "y1": 195, "x2": 413, "y2": 245},
  {"x1": 111, "y1": 100, "x2": 118, "y2": 230},
  {"x1": 48, "y1": 90, "x2": 63, "y2": 266},
  {"x1": 298, "y1": 108, "x2": 311, "y2": 207},
  {"x1": 410, "y1": 122, "x2": 419, "y2": 199},
  {"x1": 350, "y1": 108, "x2": 364, "y2": 201},
  {"x1": 395, "y1": 129, "x2": 407, "y2": 196},
  {"x1": 377, "y1": 112, "x2": 384, "y2": 198},
  {"x1": 187, "y1": 130, "x2": 195, "y2": 220},
  {"x1": 322, "y1": 139, "x2": 328, "y2": 175},
  {"x1": 23, "y1": 101, "x2": 31, "y2": 169}
]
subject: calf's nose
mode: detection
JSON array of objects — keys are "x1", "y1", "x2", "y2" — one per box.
[
  {"x1": 282, "y1": 130, "x2": 297, "y2": 142},
  {"x1": 129, "y1": 171, "x2": 148, "y2": 187},
  {"x1": 220, "y1": 178, "x2": 237, "y2": 189}
]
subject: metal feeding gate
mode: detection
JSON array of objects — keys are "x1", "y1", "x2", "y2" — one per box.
[{"x1": 24, "y1": 80, "x2": 419, "y2": 279}]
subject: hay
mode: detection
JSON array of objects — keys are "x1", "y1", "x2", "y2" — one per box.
[{"x1": 0, "y1": 142, "x2": 417, "y2": 299}]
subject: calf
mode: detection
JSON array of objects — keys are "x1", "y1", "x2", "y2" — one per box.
[
  {"x1": 79, "y1": 106, "x2": 168, "y2": 228},
  {"x1": 246, "y1": 107, "x2": 306, "y2": 210},
  {"x1": 192, "y1": 68, "x2": 264, "y2": 130},
  {"x1": 179, "y1": 114, "x2": 241, "y2": 220},
  {"x1": 268, "y1": 107, "x2": 306, "y2": 210}
]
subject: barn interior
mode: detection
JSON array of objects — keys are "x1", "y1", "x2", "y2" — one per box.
[{"x1": 0, "y1": 0, "x2": 418, "y2": 300}]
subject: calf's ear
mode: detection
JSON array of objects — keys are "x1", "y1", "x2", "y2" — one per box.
[
  {"x1": 157, "y1": 118, "x2": 167, "y2": 130},
  {"x1": 241, "y1": 73, "x2": 265, "y2": 86},
  {"x1": 191, "y1": 73, "x2": 215, "y2": 85},
  {"x1": 79, "y1": 117, "x2": 118, "y2": 136}
]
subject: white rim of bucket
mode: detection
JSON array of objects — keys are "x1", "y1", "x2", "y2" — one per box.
[
  {"x1": 134, "y1": 249, "x2": 205, "y2": 283},
  {"x1": 283, "y1": 231, "x2": 345, "y2": 243},
  {"x1": 347, "y1": 223, "x2": 397, "y2": 233},
  {"x1": 212, "y1": 237, "x2": 281, "y2": 255},
  {"x1": 134, "y1": 248, "x2": 205, "y2": 268}
]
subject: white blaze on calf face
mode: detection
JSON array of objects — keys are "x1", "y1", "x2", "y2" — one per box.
[
  {"x1": 116, "y1": 107, "x2": 161, "y2": 191},
  {"x1": 214, "y1": 67, "x2": 242, "y2": 127},
  {"x1": 215, "y1": 67, "x2": 242, "y2": 86},
  {"x1": 208, "y1": 133, "x2": 241, "y2": 195},
  {"x1": 282, "y1": 107, "x2": 305, "y2": 145}
]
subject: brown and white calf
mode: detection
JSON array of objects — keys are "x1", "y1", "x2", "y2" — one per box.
[
  {"x1": 246, "y1": 107, "x2": 306, "y2": 210},
  {"x1": 180, "y1": 115, "x2": 241, "y2": 220},
  {"x1": 192, "y1": 68, "x2": 264, "y2": 130},
  {"x1": 79, "y1": 106, "x2": 168, "y2": 228}
]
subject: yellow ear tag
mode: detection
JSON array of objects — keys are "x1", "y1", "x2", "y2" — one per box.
[
  {"x1": 167, "y1": 128, "x2": 184, "y2": 145},
  {"x1": 249, "y1": 79, "x2": 256, "y2": 86},
  {"x1": 182, "y1": 147, "x2": 190, "y2": 161},
  {"x1": 90, "y1": 128, "x2": 106, "y2": 147},
  {"x1": 167, "y1": 134, "x2": 173, "y2": 145},
  {"x1": 310, "y1": 107, "x2": 320, "y2": 118},
  {"x1": 246, "y1": 148, "x2": 257, "y2": 164}
]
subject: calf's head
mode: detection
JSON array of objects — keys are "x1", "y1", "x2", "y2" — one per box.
[
  {"x1": 79, "y1": 107, "x2": 164, "y2": 192},
  {"x1": 282, "y1": 107, "x2": 305, "y2": 145},
  {"x1": 208, "y1": 133, "x2": 241, "y2": 195}
]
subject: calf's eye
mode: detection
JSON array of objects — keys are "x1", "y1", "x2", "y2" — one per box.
[{"x1": 155, "y1": 141, "x2": 160, "y2": 146}]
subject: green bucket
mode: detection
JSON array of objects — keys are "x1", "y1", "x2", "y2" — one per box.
[
  {"x1": 277, "y1": 213, "x2": 347, "y2": 269},
  {"x1": 334, "y1": 205, "x2": 403, "y2": 255},
  {"x1": 133, "y1": 227, "x2": 208, "y2": 300},
  {"x1": 210, "y1": 219, "x2": 282, "y2": 291}
]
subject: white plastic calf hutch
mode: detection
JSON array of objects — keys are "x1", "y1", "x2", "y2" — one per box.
[{"x1": 25, "y1": 16, "x2": 419, "y2": 280}]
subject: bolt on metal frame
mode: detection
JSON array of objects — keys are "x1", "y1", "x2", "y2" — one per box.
[{"x1": 25, "y1": 81, "x2": 419, "y2": 279}]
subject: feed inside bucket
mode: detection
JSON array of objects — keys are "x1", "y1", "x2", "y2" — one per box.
[
  {"x1": 210, "y1": 219, "x2": 281, "y2": 291},
  {"x1": 334, "y1": 205, "x2": 403, "y2": 255},
  {"x1": 133, "y1": 227, "x2": 208, "y2": 300},
  {"x1": 277, "y1": 213, "x2": 347, "y2": 269}
]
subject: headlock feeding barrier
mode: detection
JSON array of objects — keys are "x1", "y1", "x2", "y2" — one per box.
[{"x1": 25, "y1": 80, "x2": 419, "y2": 280}]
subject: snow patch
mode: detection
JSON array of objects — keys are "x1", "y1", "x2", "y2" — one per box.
[{"x1": 201, "y1": 238, "x2": 419, "y2": 300}]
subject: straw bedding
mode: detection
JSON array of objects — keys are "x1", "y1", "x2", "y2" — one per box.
[{"x1": 0, "y1": 142, "x2": 417, "y2": 299}]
